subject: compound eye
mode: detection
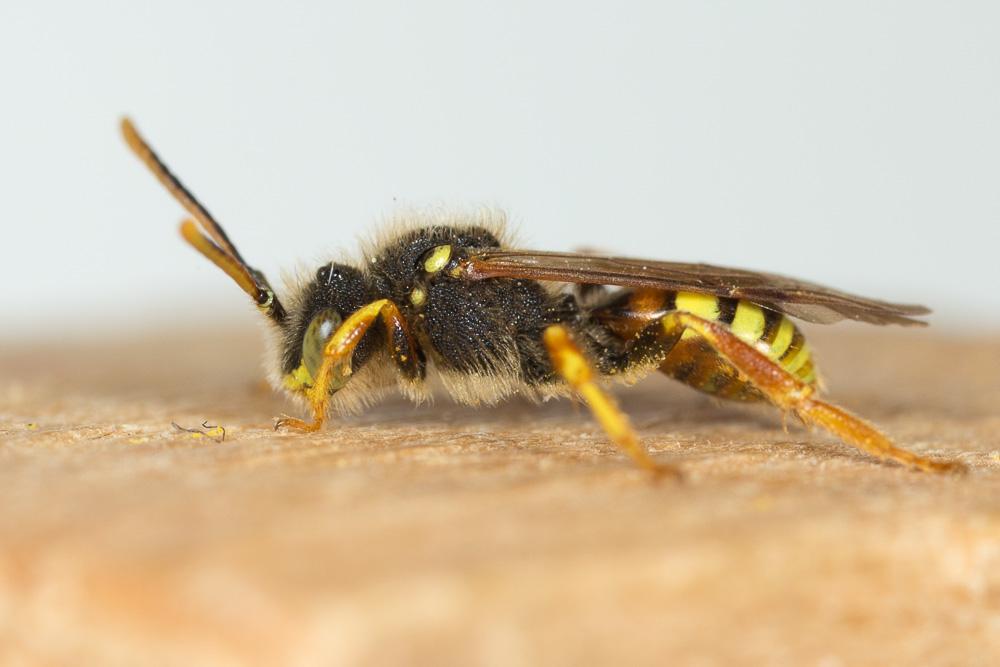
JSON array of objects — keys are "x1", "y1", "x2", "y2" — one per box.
[
  {"x1": 301, "y1": 308, "x2": 342, "y2": 379},
  {"x1": 422, "y1": 245, "x2": 452, "y2": 274}
]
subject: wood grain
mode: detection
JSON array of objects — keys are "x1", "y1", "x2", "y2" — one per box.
[{"x1": 0, "y1": 327, "x2": 998, "y2": 666}]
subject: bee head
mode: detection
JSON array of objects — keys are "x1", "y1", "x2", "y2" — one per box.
[{"x1": 279, "y1": 263, "x2": 379, "y2": 395}]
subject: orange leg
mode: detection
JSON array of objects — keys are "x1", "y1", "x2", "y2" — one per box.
[
  {"x1": 276, "y1": 299, "x2": 418, "y2": 432},
  {"x1": 544, "y1": 325, "x2": 681, "y2": 478},
  {"x1": 661, "y1": 312, "x2": 965, "y2": 473}
]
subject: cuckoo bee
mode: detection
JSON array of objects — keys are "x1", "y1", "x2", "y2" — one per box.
[{"x1": 121, "y1": 118, "x2": 963, "y2": 477}]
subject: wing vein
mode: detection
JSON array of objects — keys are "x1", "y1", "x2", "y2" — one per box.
[{"x1": 462, "y1": 250, "x2": 929, "y2": 326}]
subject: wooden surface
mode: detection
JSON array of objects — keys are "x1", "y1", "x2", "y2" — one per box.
[{"x1": 0, "y1": 327, "x2": 998, "y2": 666}]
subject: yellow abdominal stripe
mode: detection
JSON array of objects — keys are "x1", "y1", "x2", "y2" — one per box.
[
  {"x1": 668, "y1": 294, "x2": 814, "y2": 381},
  {"x1": 673, "y1": 294, "x2": 769, "y2": 347},
  {"x1": 769, "y1": 317, "x2": 795, "y2": 359},
  {"x1": 783, "y1": 342, "x2": 812, "y2": 374},
  {"x1": 674, "y1": 292, "x2": 719, "y2": 340},
  {"x1": 730, "y1": 302, "x2": 765, "y2": 344}
]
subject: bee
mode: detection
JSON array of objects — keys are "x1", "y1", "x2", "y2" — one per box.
[{"x1": 121, "y1": 118, "x2": 964, "y2": 477}]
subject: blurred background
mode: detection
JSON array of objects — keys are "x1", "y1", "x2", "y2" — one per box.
[{"x1": 1, "y1": 1, "x2": 998, "y2": 340}]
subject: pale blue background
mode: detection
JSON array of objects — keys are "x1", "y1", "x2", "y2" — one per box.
[{"x1": 2, "y1": 1, "x2": 998, "y2": 337}]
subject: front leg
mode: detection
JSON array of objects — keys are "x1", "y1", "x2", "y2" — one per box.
[{"x1": 275, "y1": 299, "x2": 423, "y2": 432}]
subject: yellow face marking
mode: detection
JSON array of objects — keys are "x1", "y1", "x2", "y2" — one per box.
[
  {"x1": 423, "y1": 245, "x2": 452, "y2": 273},
  {"x1": 675, "y1": 292, "x2": 720, "y2": 340},
  {"x1": 283, "y1": 363, "x2": 314, "y2": 392},
  {"x1": 730, "y1": 301, "x2": 766, "y2": 344},
  {"x1": 768, "y1": 317, "x2": 795, "y2": 360},
  {"x1": 410, "y1": 286, "x2": 427, "y2": 306}
]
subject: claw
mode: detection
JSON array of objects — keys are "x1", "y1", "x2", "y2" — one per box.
[
  {"x1": 273, "y1": 415, "x2": 321, "y2": 432},
  {"x1": 648, "y1": 461, "x2": 685, "y2": 482},
  {"x1": 917, "y1": 457, "x2": 968, "y2": 475}
]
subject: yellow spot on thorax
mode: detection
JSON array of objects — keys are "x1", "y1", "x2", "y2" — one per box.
[
  {"x1": 424, "y1": 245, "x2": 452, "y2": 273},
  {"x1": 410, "y1": 286, "x2": 427, "y2": 306}
]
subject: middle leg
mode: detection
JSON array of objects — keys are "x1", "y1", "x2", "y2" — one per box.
[{"x1": 543, "y1": 325, "x2": 680, "y2": 477}]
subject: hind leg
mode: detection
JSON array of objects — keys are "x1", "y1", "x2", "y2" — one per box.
[{"x1": 652, "y1": 312, "x2": 964, "y2": 473}]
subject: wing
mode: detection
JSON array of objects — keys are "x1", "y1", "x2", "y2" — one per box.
[{"x1": 460, "y1": 249, "x2": 929, "y2": 326}]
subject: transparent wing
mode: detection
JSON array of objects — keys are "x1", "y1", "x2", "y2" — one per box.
[{"x1": 461, "y1": 249, "x2": 929, "y2": 326}]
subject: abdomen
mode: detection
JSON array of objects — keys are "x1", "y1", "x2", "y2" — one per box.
[{"x1": 594, "y1": 289, "x2": 818, "y2": 402}]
